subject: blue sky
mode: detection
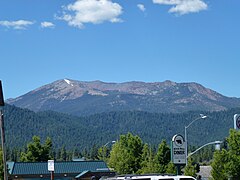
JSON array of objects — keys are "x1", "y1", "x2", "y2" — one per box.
[{"x1": 0, "y1": 0, "x2": 240, "y2": 99}]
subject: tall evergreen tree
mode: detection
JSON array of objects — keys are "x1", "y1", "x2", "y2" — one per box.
[
  {"x1": 98, "y1": 146, "x2": 109, "y2": 162},
  {"x1": 211, "y1": 149, "x2": 228, "y2": 180},
  {"x1": 89, "y1": 144, "x2": 99, "y2": 160},
  {"x1": 184, "y1": 158, "x2": 197, "y2": 177},
  {"x1": 211, "y1": 129, "x2": 240, "y2": 180},
  {"x1": 60, "y1": 145, "x2": 67, "y2": 161},
  {"x1": 20, "y1": 136, "x2": 53, "y2": 162},
  {"x1": 154, "y1": 140, "x2": 171, "y2": 173},
  {"x1": 138, "y1": 143, "x2": 155, "y2": 174},
  {"x1": 109, "y1": 133, "x2": 143, "y2": 174}
]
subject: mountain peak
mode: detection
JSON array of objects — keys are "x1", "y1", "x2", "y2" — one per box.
[{"x1": 6, "y1": 79, "x2": 240, "y2": 116}]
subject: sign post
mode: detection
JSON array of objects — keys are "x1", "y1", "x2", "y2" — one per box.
[
  {"x1": 0, "y1": 80, "x2": 7, "y2": 180},
  {"x1": 171, "y1": 134, "x2": 186, "y2": 175},
  {"x1": 48, "y1": 160, "x2": 54, "y2": 180},
  {"x1": 234, "y1": 114, "x2": 240, "y2": 130}
]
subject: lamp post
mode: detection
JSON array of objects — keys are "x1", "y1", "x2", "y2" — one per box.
[
  {"x1": 187, "y1": 141, "x2": 222, "y2": 158},
  {"x1": 101, "y1": 141, "x2": 116, "y2": 161},
  {"x1": 185, "y1": 114, "x2": 207, "y2": 165},
  {"x1": 104, "y1": 141, "x2": 116, "y2": 147}
]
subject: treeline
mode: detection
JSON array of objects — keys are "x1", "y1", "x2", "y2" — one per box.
[
  {"x1": 3, "y1": 104, "x2": 240, "y2": 151},
  {"x1": 6, "y1": 141, "x2": 101, "y2": 162},
  {"x1": 1, "y1": 134, "x2": 201, "y2": 177},
  {"x1": 5, "y1": 137, "x2": 215, "y2": 165},
  {"x1": 1, "y1": 129, "x2": 240, "y2": 180}
]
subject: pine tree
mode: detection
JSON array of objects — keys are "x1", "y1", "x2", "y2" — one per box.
[
  {"x1": 97, "y1": 146, "x2": 109, "y2": 162},
  {"x1": 109, "y1": 133, "x2": 143, "y2": 174},
  {"x1": 211, "y1": 129, "x2": 240, "y2": 180},
  {"x1": 138, "y1": 143, "x2": 155, "y2": 174},
  {"x1": 184, "y1": 158, "x2": 197, "y2": 177},
  {"x1": 60, "y1": 146, "x2": 67, "y2": 161},
  {"x1": 20, "y1": 136, "x2": 53, "y2": 162},
  {"x1": 154, "y1": 140, "x2": 171, "y2": 173}
]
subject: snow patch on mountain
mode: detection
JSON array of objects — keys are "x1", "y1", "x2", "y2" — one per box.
[
  {"x1": 87, "y1": 90, "x2": 108, "y2": 96},
  {"x1": 64, "y1": 79, "x2": 73, "y2": 86}
]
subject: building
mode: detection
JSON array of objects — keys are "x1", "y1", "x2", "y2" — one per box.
[
  {"x1": 197, "y1": 166, "x2": 212, "y2": 180},
  {"x1": 7, "y1": 160, "x2": 115, "y2": 180}
]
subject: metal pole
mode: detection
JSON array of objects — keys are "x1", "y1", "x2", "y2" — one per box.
[
  {"x1": 184, "y1": 126, "x2": 187, "y2": 165},
  {"x1": 177, "y1": 165, "x2": 181, "y2": 175},
  {"x1": 187, "y1": 141, "x2": 222, "y2": 158},
  {"x1": 0, "y1": 109, "x2": 8, "y2": 180},
  {"x1": 184, "y1": 115, "x2": 207, "y2": 166},
  {"x1": 104, "y1": 140, "x2": 116, "y2": 147},
  {"x1": 51, "y1": 171, "x2": 54, "y2": 180}
]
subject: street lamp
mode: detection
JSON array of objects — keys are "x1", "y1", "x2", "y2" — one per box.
[
  {"x1": 185, "y1": 114, "x2": 207, "y2": 164},
  {"x1": 187, "y1": 141, "x2": 222, "y2": 158},
  {"x1": 104, "y1": 140, "x2": 116, "y2": 147},
  {"x1": 101, "y1": 141, "x2": 116, "y2": 161}
]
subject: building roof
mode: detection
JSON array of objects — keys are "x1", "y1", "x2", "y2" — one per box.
[
  {"x1": 197, "y1": 166, "x2": 212, "y2": 179},
  {"x1": 7, "y1": 160, "x2": 110, "y2": 175},
  {"x1": 75, "y1": 170, "x2": 90, "y2": 178}
]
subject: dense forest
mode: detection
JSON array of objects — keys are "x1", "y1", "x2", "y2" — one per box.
[
  {"x1": 3, "y1": 104, "x2": 240, "y2": 152},
  {"x1": 3, "y1": 130, "x2": 239, "y2": 180}
]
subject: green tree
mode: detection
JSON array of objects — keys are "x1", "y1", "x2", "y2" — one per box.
[
  {"x1": 109, "y1": 133, "x2": 143, "y2": 174},
  {"x1": 0, "y1": 148, "x2": 3, "y2": 179},
  {"x1": 98, "y1": 146, "x2": 109, "y2": 162},
  {"x1": 20, "y1": 136, "x2": 53, "y2": 162},
  {"x1": 211, "y1": 149, "x2": 228, "y2": 180},
  {"x1": 154, "y1": 140, "x2": 171, "y2": 173},
  {"x1": 166, "y1": 162, "x2": 177, "y2": 174},
  {"x1": 89, "y1": 144, "x2": 99, "y2": 160},
  {"x1": 211, "y1": 129, "x2": 240, "y2": 180},
  {"x1": 60, "y1": 145, "x2": 67, "y2": 161},
  {"x1": 138, "y1": 143, "x2": 155, "y2": 174},
  {"x1": 184, "y1": 158, "x2": 197, "y2": 177}
]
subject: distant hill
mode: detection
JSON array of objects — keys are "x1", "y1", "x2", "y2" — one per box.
[
  {"x1": 6, "y1": 79, "x2": 240, "y2": 116},
  {"x1": 4, "y1": 104, "x2": 239, "y2": 150}
]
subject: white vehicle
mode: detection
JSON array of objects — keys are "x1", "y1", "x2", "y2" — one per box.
[{"x1": 106, "y1": 174, "x2": 196, "y2": 180}]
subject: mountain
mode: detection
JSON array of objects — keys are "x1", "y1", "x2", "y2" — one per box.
[
  {"x1": 7, "y1": 79, "x2": 240, "y2": 116},
  {"x1": 4, "y1": 104, "x2": 239, "y2": 150}
]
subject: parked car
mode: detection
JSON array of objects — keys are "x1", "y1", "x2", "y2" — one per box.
[{"x1": 105, "y1": 174, "x2": 196, "y2": 180}]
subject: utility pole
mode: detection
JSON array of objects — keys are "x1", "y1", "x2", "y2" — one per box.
[{"x1": 0, "y1": 80, "x2": 7, "y2": 180}]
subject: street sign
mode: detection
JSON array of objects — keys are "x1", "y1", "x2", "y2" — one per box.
[
  {"x1": 171, "y1": 134, "x2": 186, "y2": 165},
  {"x1": 48, "y1": 160, "x2": 54, "y2": 171},
  {"x1": 234, "y1": 114, "x2": 240, "y2": 130}
]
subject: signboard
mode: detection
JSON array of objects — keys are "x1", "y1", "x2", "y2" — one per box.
[
  {"x1": 234, "y1": 114, "x2": 240, "y2": 130},
  {"x1": 171, "y1": 134, "x2": 186, "y2": 165},
  {"x1": 48, "y1": 160, "x2": 54, "y2": 171}
]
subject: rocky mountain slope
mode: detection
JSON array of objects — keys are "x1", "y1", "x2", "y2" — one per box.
[{"x1": 7, "y1": 79, "x2": 240, "y2": 116}]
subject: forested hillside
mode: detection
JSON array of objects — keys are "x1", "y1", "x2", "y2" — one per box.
[{"x1": 3, "y1": 104, "x2": 239, "y2": 151}]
